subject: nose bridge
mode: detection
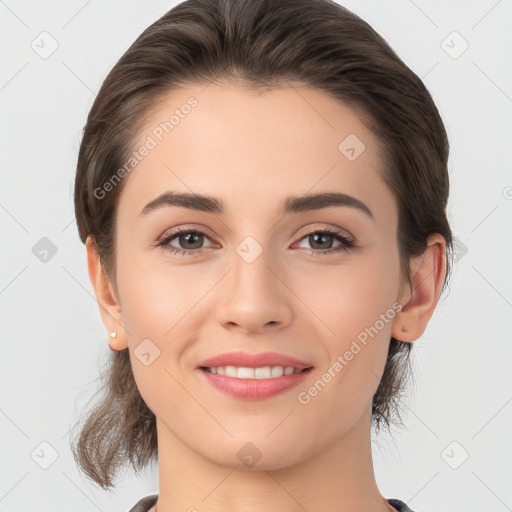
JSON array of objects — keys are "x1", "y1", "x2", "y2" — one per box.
[{"x1": 231, "y1": 235, "x2": 280, "y2": 300}]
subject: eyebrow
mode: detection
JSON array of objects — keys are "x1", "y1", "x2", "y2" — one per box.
[{"x1": 140, "y1": 191, "x2": 374, "y2": 220}]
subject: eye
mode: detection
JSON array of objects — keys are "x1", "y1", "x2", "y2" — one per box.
[
  {"x1": 157, "y1": 225, "x2": 356, "y2": 257},
  {"x1": 158, "y1": 227, "x2": 215, "y2": 256},
  {"x1": 294, "y1": 227, "x2": 355, "y2": 256}
]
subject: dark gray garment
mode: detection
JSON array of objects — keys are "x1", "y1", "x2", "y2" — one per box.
[{"x1": 128, "y1": 494, "x2": 415, "y2": 512}]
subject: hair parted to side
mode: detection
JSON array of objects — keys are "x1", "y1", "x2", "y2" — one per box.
[{"x1": 71, "y1": 0, "x2": 453, "y2": 490}]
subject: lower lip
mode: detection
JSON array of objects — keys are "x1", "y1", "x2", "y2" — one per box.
[{"x1": 198, "y1": 368, "x2": 313, "y2": 400}]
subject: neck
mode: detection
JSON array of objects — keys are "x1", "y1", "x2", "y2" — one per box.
[{"x1": 152, "y1": 409, "x2": 392, "y2": 512}]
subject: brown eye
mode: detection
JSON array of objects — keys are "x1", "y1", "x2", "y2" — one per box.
[
  {"x1": 305, "y1": 232, "x2": 336, "y2": 250},
  {"x1": 295, "y1": 228, "x2": 355, "y2": 256},
  {"x1": 159, "y1": 228, "x2": 215, "y2": 255},
  {"x1": 173, "y1": 231, "x2": 205, "y2": 250}
]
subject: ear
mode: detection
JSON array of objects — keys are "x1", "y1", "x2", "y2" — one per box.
[
  {"x1": 85, "y1": 235, "x2": 128, "y2": 350},
  {"x1": 391, "y1": 233, "x2": 447, "y2": 342}
]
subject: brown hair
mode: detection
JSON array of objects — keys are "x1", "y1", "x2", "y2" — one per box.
[{"x1": 71, "y1": 0, "x2": 453, "y2": 489}]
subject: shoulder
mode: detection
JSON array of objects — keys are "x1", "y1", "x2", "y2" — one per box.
[
  {"x1": 127, "y1": 494, "x2": 158, "y2": 512},
  {"x1": 388, "y1": 498, "x2": 416, "y2": 512}
]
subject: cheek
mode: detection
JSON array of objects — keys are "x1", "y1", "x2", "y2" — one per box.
[
  {"x1": 294, "y1": 250, "x2": 400, "y2": 406},
  {"x1": 116, "y1": 246, "x2": 188, "y2": 335},
  {"x1": 116, "y1": 254, "x2": 197, "y2": 415},
  {"x1": 115, "y1": 248, "x2": 215, "y2": 387},
  {"x1": 295, "y1": 249, "x2": 400, "y2": 344}
]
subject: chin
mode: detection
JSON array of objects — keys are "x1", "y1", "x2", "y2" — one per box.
[{"x1": 203, "y1": 437, "x2": 311, "y2": 472}]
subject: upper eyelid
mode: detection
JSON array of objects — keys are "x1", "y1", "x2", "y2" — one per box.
[
  {"x1": 295, "y1": 224, "x2": 353, "y2": 242},
  {"x1": 159, "y1": 224, "x2": 216, "y2": 242}
]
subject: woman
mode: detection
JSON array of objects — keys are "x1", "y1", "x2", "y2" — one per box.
[{"x1": 71, "y1": 0, "x2": 453, "y2": 511}]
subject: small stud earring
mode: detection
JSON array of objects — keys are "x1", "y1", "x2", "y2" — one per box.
[{"x1": 110, "y1": 331, "x2": 117, "y2": 338}]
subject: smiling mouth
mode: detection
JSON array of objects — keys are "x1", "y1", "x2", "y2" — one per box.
[
  {"x1": 199, "y1": 365, "x2": 313, "y2": 379},
  {"x1": 198, "y1": 364, "x2": 314, "y2": 400}
]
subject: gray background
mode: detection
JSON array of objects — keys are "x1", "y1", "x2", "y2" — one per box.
[{"x1": 1, "y1": 1, "x2": 511, "y2": 511}]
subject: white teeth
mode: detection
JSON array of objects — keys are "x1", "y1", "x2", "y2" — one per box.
[
  {"x1": 271, "y1": 366, "x2": 283, "y2": 377},
  {"x1": 255, "y1": 366, "x2": 271, "y2": 378},
  {"x1": 206, "y1": 365, "x2": 304, "y2": 379},
  {"x1": 236, "y1": 367, "x2": 255, "y2": 379},
  {"x1": 225, "y1": 365, "x2": 238, "y2": 378}
]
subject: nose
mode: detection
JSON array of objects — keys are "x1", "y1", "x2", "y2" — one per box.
[{"x1": 215, "y1": 247, "x2": 293, "y2": 334}]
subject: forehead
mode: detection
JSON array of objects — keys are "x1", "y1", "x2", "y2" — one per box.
[{"x1": 117, "y1": 82, "x2": 395, "y2": 224}]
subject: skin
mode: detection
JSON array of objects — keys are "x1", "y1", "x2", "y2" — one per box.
[{"x1": 87, "y1": 83, "x2": 446, "y2": 512}]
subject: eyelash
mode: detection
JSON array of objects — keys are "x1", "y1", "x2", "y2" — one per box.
[{"x1": 157, "y1": 226, "x2": 356, "y2": 257}]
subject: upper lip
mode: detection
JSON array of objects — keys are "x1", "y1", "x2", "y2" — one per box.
[{"x1": 197, "y1": 351, "x2": 314, "y2": 370}]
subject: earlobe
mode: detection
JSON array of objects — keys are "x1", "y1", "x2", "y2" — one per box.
[
  {"x1": 391, "y1": 234, "x2": 447, "y2": 343},
  {"x1": 85, "y1": 236, "x2": 128, "y2": 351}
]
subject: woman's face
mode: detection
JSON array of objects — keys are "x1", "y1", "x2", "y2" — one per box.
[{"x1": 111, "y1": 83, "x2": 408, "y2": 468}]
